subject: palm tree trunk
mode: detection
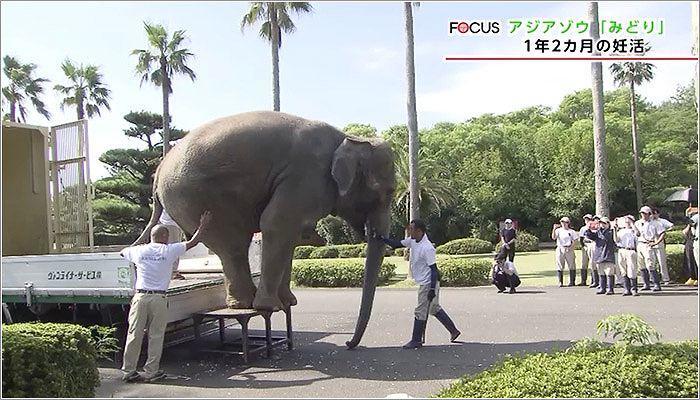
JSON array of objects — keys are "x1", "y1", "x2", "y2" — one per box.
[
  {"x1": 270, "y1": 5, "x2": 281, "y2": 112},
  {"x1": 9, "y1": 101, "x2": 16, "y2": 122},
  {"x1": 629, "y1": 81, "x2": 644, "y2": 209},
  {"x1": 161, "y1": 63, "x2": 171, "y2": 156},
  {"x1": 404, "y1": 2, "x2": 420, "y2": 222},
  {"x1": 77, "y1": 98, "x2": 85, "y2": 120},
  {"x1": 588, "y1": 2, "x2": 610, "y2": 216}
]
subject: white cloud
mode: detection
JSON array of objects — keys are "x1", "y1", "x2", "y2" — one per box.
[{"x1": 357, "y1": 46, "x2": 401, "y2": 71}]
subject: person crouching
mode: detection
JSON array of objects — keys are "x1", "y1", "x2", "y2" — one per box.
[
  {"x1": 377, "y1": 219, "x2": 461, "y2": 349},
  {"x1": 584, "y1": 217, "x2": 618, "y2": 295},
  {"x1": 492, "y1": 246, "x2": 521, "y2": 294}
]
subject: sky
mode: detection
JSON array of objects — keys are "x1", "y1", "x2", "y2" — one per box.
[{"x1": 1, "y1": 1, "x2": 697, "y2": 179}]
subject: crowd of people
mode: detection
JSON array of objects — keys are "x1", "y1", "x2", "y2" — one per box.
[{"x1": 549, "y1": 206, "x2": 699, "y2": 296}]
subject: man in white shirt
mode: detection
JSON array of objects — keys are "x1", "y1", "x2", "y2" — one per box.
[
  {"x1": 159, "y1": 208, "x2": 186, "y2": 280},
  {"x1": 613, "y1": 215, "x2": 640, "y2": 296},
  {"x1": 651, "y1": 207, "x2": 674, "y2": 284},
  {"x1": 579, "y1": 214, "x2": 596, "y2": 287},
  {"x1": 635, "y1": 206, "x2": 664, "y2": 292},
  {"x1": 378, "y1": 219, "x2": 461, "y2": 349},
  {"x1": 551, "y1": 217, "x2": 579, "y2": 287},
  {"x1": 120, "y1": 210, "x2": 212, "y2": 383}
]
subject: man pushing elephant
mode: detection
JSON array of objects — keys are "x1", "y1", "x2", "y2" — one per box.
[{"x1": 377, "y1": 219, "x2": 461, "y2": 349}]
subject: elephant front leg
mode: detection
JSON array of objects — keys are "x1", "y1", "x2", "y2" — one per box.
[
  {"x1": 278, "y1": 265, "x2": 297, "y2": 308},
  {"x1": 254, "y1": 228, "x2": 296, "y2": 311},
  {"x1": 208, "y1": 234, "x2": 256, "y2": 309}
]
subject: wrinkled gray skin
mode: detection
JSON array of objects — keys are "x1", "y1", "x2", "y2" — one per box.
[{"x1": 134, "y1": 111, "x2": 396, "y2": 349}]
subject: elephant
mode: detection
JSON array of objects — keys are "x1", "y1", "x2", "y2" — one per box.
[{"x1": 134, "y1": 111, "x2": 396, "y2": 349}]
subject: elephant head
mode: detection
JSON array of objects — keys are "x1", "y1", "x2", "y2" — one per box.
[{"x1": 331, "y1": 137, "x2": 396, "y2": 349}]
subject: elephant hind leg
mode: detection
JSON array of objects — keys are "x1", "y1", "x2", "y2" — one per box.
[{"x1": 206, "y1": 231, "x2": 256, "y2": 309}]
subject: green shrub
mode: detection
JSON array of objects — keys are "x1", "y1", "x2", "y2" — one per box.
[
  {"x1": 438, "y1": 258, "x2": 491, "y2": 286},
  {"x1": 596, "y1": 314, "x2": 661, "y2": 346},
  {"x1": 665, "y1": 230, "x2": 685, "y2": 245},
  {"x1": 293, "y1": 245, "x2": 317, "y2": 259},
  {"x1": 495, "y1": 230, "x2": 540, "y2": 252},
  {"x1": 309, "y1": 246, "x2": 339, "y2": 259},
  {"x1": 315, "y1": 215, "x2": 362, "y2": 245},
  {"x1": 292, "y1": 259, "x2": 396, "y2": 287},
  {"x1": 335, "y1": 244, "x2": 366, "y2": 258},
  {"x1": 393, "y1": 248, "x2": 407, "y2": 257},
  {"x1": 436, "y1": 238, "x2": 493, "y2": 255},
  {"x1": 666, "y1": 244, "x2": 685, "y2": 283},
  {"x1": 436, "y1": 340, "x2": 698, "y2": 398},
  {"x1": 2, "y1": 323, "x2": 102, "y2": 397}
]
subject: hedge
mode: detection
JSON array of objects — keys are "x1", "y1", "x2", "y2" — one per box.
[
  {"x1": 436, "y1": 238, "x2": 493, "y2": 255},
  {"x1": 436, "y1": 340, "x2": 698, "y2": 398},
  {"x1": 666, "y1": 244, "x2": 686, "y2": 283},
  {"x1": 295, "y1": 244, "x2": 393, "y2": 259},
  {"x1": 2, "y1": 323, "x2": 101, "y2": 397},
  {"x1": 665, "y1": 230, "x2": 685, "y2": 245},
  {"x1": 292, "y1": 259, "x2": 396, "y2": 287},
  {"x1": 438, "y1": 258, "x2": 491, "y2": 287},
  {"x1": 495, "y1": 230, "x2": 540, "y2": 252}
]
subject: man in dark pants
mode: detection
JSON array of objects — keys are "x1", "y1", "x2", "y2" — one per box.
[
  {"x1": 377, "y1": 220, "x2": 461, "y2": 349},
  {"x1": 500, "y1": 219, "x2": 517, "y2": 262},
  {"x1": 584, "y1": 217, "x2": 617, "y2": 295}
]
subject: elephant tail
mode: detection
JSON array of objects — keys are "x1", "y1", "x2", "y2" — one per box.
[{"x1": 130, "y1": 170, "x2": 164, "y2": 246}]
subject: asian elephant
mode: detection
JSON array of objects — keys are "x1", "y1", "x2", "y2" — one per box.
[{"x1": 134, "y1": 111, "x2": 396, "y2": 349}]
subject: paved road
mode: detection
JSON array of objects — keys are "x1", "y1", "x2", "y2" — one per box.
[{"x1": 97, "y1": 285, "x2": 698, "y2": 398}]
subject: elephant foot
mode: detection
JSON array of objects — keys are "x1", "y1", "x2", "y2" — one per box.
[
  {"x1": 253, "y1": 293, "x2": 284, "y2": 312},
  {"x1": 226, "y1": 296, "x2": 253, "y2": 310},
  {"x1": 278, "y1": 289, "x2": 298, "y2": 308}
]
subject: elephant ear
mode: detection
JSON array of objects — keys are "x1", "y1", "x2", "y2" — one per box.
[{"x1": 332, "y1": 138, "x2": 371, "y2": 197}]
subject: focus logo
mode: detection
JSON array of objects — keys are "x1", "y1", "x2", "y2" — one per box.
[{"x1": 449, "y1": 20, "x2": 501, "y2": 35}]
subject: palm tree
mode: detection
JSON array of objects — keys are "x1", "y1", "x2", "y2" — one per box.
[
  {"x1": 132, "y1": 22, "x2": 196, "y2": 156},
  {"x1": 587, "y1": 2, "x2": 610, "y2": 216},
  {"x1": 54, "y1": 59, "x2": 111, "y2": 120},
  {"x1": 1, "y1": 55, "x2": 50, "y2": 123},
  {"x1": 404, "y1": 2, "x2": 420, "y2": 221},
  {"x1": 609, "y1": 61, "x2": 655, "y2": 210},
  {"x1": 394, "y1": 148, "x2": 457, "y2": 221},
  {"x1": 241, "y1": 2, "x2": 313, "y2": 111}
]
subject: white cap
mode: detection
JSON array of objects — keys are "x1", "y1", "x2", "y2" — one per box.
[
  {"x1": 560, "y1": 217, "x2": 571, "y2": 223},
  {"x1": 505, "y1": 218, "x2": 513, "y2": 224},
  {"x1": 639, "y1": 206, "x2": 653, "y2": 214}
]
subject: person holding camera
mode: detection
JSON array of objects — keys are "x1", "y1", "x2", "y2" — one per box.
[
  {"x1": 377, "y1": 220, "x2": 461, "y2": 349},
  {"x1": 552, "y1": 217, "x2": 578, "y2": 287},
  {"x1": 584, "y1": 216, "x2": 617, "y2": 295},
  {"x1": 682, "y1": 210, "x2": 698, "y2": 286},
  {"x1": 613, "y1": 215, "x2": 640, "y2": 296},
  {"x1": 492, "y1": 246, "x2": 521, "y2": 294}
]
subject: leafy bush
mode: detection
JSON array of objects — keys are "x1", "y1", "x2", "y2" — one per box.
[
  {"x1": 393, "y1": 248, "x2": 407, "y2": 257},
  {"x1": 665, "y1": 229, "x2": 685, "y2": 245},
  {"x1": 293, "y1": 245, "x2": 317, "y2": 259},
  {"x1": 309, "y1": 246, "x2": 340, "y2": 259},
  {"x1": 596, "y1": 314, "x2": 661, "y2": 346},
  {"x1": 335, "y1": 244, "x2": 366, "y2": 258},
  {"x1": 494, "y1": 230, "x2": 540, "y2": 252},
  {"x1": 666, "y1": 244, "x2": 685, "y2": 283},
  {"x1": 315, "y1": 215, "x2": 361, "y2": 245},
  {"x1": 2, "y1": 323, "x2": 102, "y2": 397},
  {"x1": 436, "y1": 238, "x2": 493, "y2": 255},
  {"x1": 292, "y1": 259, "x2": 396, "y2": 287},
  {"x1": 438, "y1": 258, "x2": 491, "y2": 286},
  {"x1": 436, "y1": 340, "x2": 698, "y2": 398}
]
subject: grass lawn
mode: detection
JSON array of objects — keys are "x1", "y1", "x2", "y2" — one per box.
[{"x1": 381, "y1": 248, "x2": 578, "y2": 288}]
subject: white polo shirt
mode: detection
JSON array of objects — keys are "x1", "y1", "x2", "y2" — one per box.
[
  {"x1": 121, "y1": 242, "x2": 187, "y2": 291},
  {"x1": 616, "y1": 228, "x2": 637, "y2": 249},
  {"x1": 401, "y1": 234, "x2": 436, "y2": 286},
  {"x1": 554, "y1": 228, "x2": 578, "y2": 248},
  {"x1": 635, "y1": 219, "x2": 663, "y2": 243}
]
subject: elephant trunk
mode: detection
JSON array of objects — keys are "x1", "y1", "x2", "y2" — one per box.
[{"x1": 345, "y1": 213, "x2": 389, "y2": 349}]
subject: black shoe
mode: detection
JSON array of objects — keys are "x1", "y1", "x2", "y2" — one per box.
[
  {"x1": 596, "y1": 274, "x2": 607, "y2": 295},
  {"x1": 606, "y1": 275, "x2": 615, "y2": 295},
  {"x1": 403, "y1": 318, "x2": 426, "y2": 349},
  {"x1": 651, "y1": 270, "x2": 662, "y2": 292},
  {"x1": 622, "y1": 276, "x2": 632, "y2": 296},
  {"x1": 632, "y1": 278, "x2": 640, "y2": 296},
  {"x1": 640, "y1": 269, "x2": 651, "y2": 291},
  {"x1": 589, "y1": 273, "x2": 599, "y2": 288},
  {"x1": 568, "y1": 270, "x2": 576, "y2": 286},
  {"x1": 434, "y1": 309, "x2": 461, "y2": 342},
  {"x1": 122, "y1": 371, "x2": 142, "y2": 383},
  {"x1": 508, "y1": 286, "x2": 516, "y2": 294},
  {"x1": 144, "y1": 370, "x2": 166, "y2": 382},
  {"x1": 557, "y1": 270, "x2": 564, "y2": 287},
  {"x1": 579, "y1": 269, "x2": 588, "y2": 286}
]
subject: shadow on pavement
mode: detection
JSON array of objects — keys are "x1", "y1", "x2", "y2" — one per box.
[{"x1": 106, "y1": 330, "x2": 571, "y2": 390}]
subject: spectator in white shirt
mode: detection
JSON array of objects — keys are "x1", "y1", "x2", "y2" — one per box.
[
  {"x1": 613, "y1": 215, "x2": 640, "y2": 296},
  {"x1": 651, "y1": 207, "x2": 674, "y2": 284},
  {"x1": 579, "y1": 214, "x2": 596, "y2": 287},
  {"x1": 119, "y1": 211, "x2": 212, "y2": 383},
  {"x1": 551, "y1": 217, "x2": 579, "y2": 287},
  {"x1": 635, "y1": 206, "x2": 664, "y2": 292}
]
